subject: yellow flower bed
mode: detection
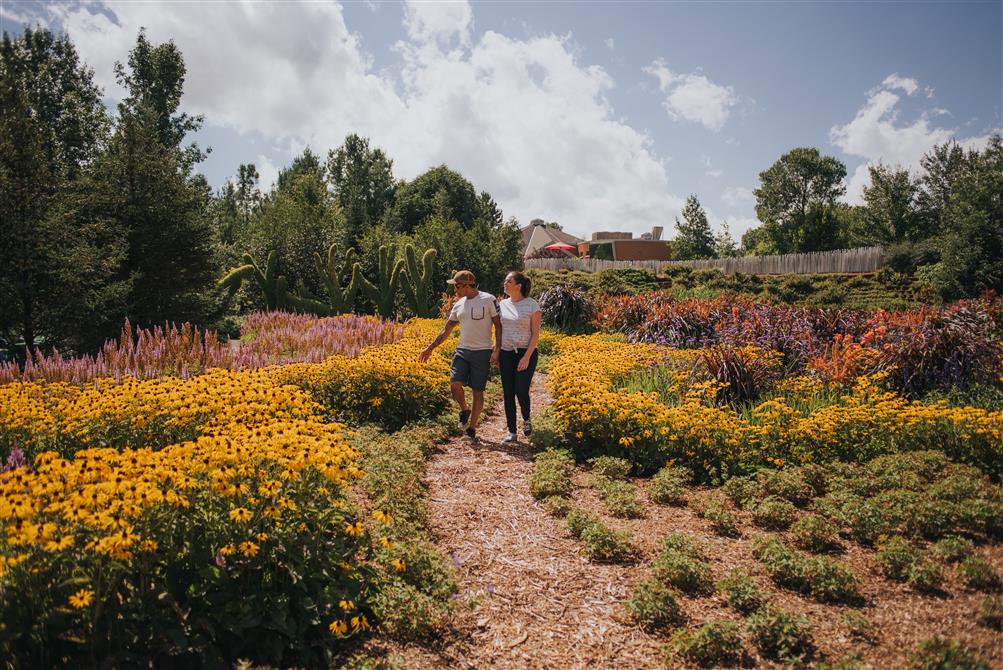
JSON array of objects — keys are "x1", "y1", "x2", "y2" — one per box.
[
  {"x1": 548, "y1": 334, "x2": 1003, "y2": 480},
  {"x1": 0, "y1": 317, "x2": 456, "y2": 664}
]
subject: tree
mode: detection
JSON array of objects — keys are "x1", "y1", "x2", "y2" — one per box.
[
  {"x1": 754, "y1": 147, "x2": 847, "y2": 253},
  {"x1": 386, "y1": 165, "x2": 481, "y2": 233},
  {"x1": 851, "y1": 164, "x2": 922, "y2": 245},
  {"x1": 0, "y1": 28, "x2": 122, "y2": 355},
  {"x1": 740, "y1": 225, "x2": 776, "y2": 256},
  {"x1": 114, "y1": 28, "x2": 204, "y2": 172},
  {"x1": 714, "y1": 221, "x2": 738, "y2": 258},
  {"x1": 672, "y1": 195, "x2": 716, "y2": 259},
  {"x1": 477, "y1": 191, "x2": 503, "y2": 227},
  {"x1": 326, "y1": 134, "x2": 395, "y2": 248},
  {"x1": 931, "y1": 134, "x2": 1003, "y2": 298}
]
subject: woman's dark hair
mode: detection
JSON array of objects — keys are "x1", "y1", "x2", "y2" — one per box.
[{"x1": 508, "y1": 270, "x2": 532, "y2": 297}]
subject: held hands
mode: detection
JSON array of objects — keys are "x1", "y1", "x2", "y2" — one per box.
[{"x1": 490, "y1": 348, "x2": 500, "y2": 368}]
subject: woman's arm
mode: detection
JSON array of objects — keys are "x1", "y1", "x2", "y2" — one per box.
[{"x1": 517, "y1": 311, "x2": 542, "y2": 371}]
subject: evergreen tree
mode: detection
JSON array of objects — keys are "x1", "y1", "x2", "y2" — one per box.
[
  {"x1": 672, "y1": 195, "x2": 716, "y2": 259},
  {"x1": 714, "y1": 221, "x2": 738, "y2": 258},
  {"x1": 326, "y1": 134, "x2": 395, "y2": 247}
]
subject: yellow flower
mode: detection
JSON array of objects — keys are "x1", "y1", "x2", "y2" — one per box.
[
  {"x1": 239, "y1": 541, "x2": 259, "y2": 557},
  {"x1": 228, "y1": 507, "x2": 252, "y2": 523},
  {"x1": 69, "y1": 589, "x2": 94, "y2": 609},
  {"x1": 328, "y1": 619, "x2": 348, "y2": 635},
  {"x1": 339, "y1": 599, "x2": 355, "y2": 611},
  {"x1": 345, "y1": 521, "x2": 364, "y2": 536},
  {"x1": 391, "y1": 558, "x2": 406, "y2": 572}
]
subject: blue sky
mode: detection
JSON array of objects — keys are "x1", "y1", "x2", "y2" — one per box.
[{"x1": 2, "y1": 1, "x2": 1000, "y2": 240}]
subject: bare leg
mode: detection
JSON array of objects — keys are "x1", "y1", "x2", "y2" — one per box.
[
  {"x1": 469, "y1": 390, "x2": 485, "y2": 429},
  {"x1": 451, "y1": 382, "x2": 469, "y2": 411}
]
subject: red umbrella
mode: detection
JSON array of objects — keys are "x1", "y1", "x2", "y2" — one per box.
[{"x1": 544, "y1": 242, "x2": 577, "y2": 251}]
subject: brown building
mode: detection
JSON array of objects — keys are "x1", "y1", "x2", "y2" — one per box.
[{"x1": 582, "y1": 226, "x2": 671, "y2": 261}]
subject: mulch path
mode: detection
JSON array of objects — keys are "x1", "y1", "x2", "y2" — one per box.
[{"x1": 379, "y1": 373, "x2": 1003, "y2": 669}]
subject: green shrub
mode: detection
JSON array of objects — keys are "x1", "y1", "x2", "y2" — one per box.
[
  {"x1": 650, "y1": 464, "x2": 692, "y2": 506},
  {"x1": 625, "y1": 578, "x2": 684, "y2": 631},
  {"x1": 580, "y1": 522, "x2": 635, "y2": 564},
  {"x1": 905, "y1": 498, "x2": 960, "y2": 540},
  {"x1": 596, "y1": 268, "x2": 658, "y2": 295},
  {"x1": 791, "y1": 515, "x2": 841, "y2": 553},
  {"x1": 722, "y1": 474, "x2": 761, "y2": 508},
  {"x1": 752, "y1": 536, "x2": 859, "y2": 604},
  {"x1": 843, "y1": 499, "x2": 894, "y2": 545},
  {"x1": 815, "y1": 657, "x2": 867, "y2": 670},
  {"x1": 978, "y1": 596, "x2": 1003, "y2": 631},
  {"x1": 527, "y1": 409, "x2": 564, "y2": 450},
  {"x1": 907, "y1": 558, "x2": 945, "y2": 593},
  {"x1": 752, "y1": 496, "x2": 798, "y2": 531},
  {"x1": 876, "y1": 535, "x2": 919, "y2": 581},
  {"x1": 694, "y1": 493, "x2": 741, "y2": 537},
  {"x1": 653, "y1": 547, "x2": 714, "y2": 596},
  {"x1": 529, "y1": 449, "x2": 574, "y2": 499},
  {"x1": 599, "y1": 479, "x2": 645, "y2": 519},
  {"x1": 911, "y1": 637, "x2": 990, "y2": 670},
  {"x1": 565, "y1": 509, "x2": 600, "y2": 539},
  {"x1": 668, "y1": 621, "x2": 743, "y2": 667},
  {"x1": 589, "y1": 455, "x2": 633, "y2": 480},
  {"x1": 747, "y1": 607, "x2": 814, "y2": 665},
  {"x1": 958, "y1": 557, "x2": 1001, "y2": 592},
  {"x1": 931, "y1": 536, "x2": 975, "y2": 564},
  {"x1": 541, "y1": 495, "x2": 572, "y2": 518},
  {"x1": 762, "y1": 469, "x2": 815, "y2": 507},
  {"x1": 717, "y1": 571, "x2": 766, "y2": 614}
]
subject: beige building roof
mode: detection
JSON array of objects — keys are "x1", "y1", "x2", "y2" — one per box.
[{"x1": 521, "y1": 223, "x2": 584, "y2": 259}]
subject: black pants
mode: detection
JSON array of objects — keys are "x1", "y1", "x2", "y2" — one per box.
[{"x1": 499, "y1": 348, "x2": 538, "y2": 433}]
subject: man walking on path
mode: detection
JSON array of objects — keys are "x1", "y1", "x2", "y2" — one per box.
[{"x1": 419, "y1": 270, "x2": 502, "y2": 441}]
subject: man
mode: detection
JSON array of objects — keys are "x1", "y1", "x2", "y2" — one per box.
[{"x1": 419, "y1": 270, "x2": 502, "y2": 441}]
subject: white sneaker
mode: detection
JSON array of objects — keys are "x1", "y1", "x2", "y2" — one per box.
[{"x1": 502, "y1": 432, "x2": 518, "y2": 444}]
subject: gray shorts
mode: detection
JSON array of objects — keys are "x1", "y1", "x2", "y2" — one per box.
[{"x1": 450, "y1": 348, "x2": 492, "y2": 391}]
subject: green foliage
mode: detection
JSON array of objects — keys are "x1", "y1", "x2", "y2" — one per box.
[
  {"x1": 369, "y1": 539, "x2": 458, "y2": 641},
  {"x1": 673, "y1": 195, "x2": 716, "y2": 260},
  {"x1": 595, "y1": 268, "x2": 658, "y2": 295},
  {"x1": 589, "y1": 456, "x2": 633, "y2": 480},
  {"x1": 652, "y1": 534, "x2": 714, "y2": 595},
  {"x1": 305, "y1": 244, "x2": 365, "y2": 315},
  {"x1": 958, "y1": 557, "x2": 1001, "y2": 592},
  {"x1": 911, "y1": 637, "x2": 990, "y2": 670},
  {"x1": 400, "y1": 244, "x2": 438, "y2": 317},
  {"x1": 752, "y1": 536, "x2": 860, "y2": 603},
  {"x1": 841, "y1": 610, "x2": 876, "y2": 642},
  {"x1": 978, "y1": 596, "x2": 1003, "y2": 631},
  {"x1": 360, "y1": 244, "x2": 405, "y2": 318},
  {"x1": 747, "y1": 607, "x2": 815, "y2": 666},
  {"x1": 932, "y1": 536, "x2": 975, "y2": 564},
  {"x1": 693, "y1": 493, "x2": 741, "y2": 537},
  {"x1": 754, "y1": 147, "x2": 848, "y2": 253},
  {"x1": 626, "y1": 578, "x2": 684, "y2": 631},
  {"x1": 761, "y1": 469, "x2": 816, "y2": 506},
  {"x1": 565, "y1": 508, "x2": 600, "y2": 539},
  {"x1": 907, "y1": 558, "x2": 945, "y2": 593},
  {"x1": 791, "y1": 514, "x2": 841, "y2": 553},
  {"x1": 219, "y1": 251, "x2": 288, "y2": 311},
  {"x1": 386, "y1": 165, "x2": 481, "y2": 234},
  {"x1": 876, "y1": 535, "x2": 918, "y2": 581},
  {"x1": 650, "y1": 464, "x2": 691, "y2": 506},
  {"x1": 668, "y1": 621, "x2": 743, "y2": 668},
  {"x1": 722, "y1": 474, "x2": 762, "y2": 508},
  {"x1": 597, "y1": 479, "x2": 644, "y2": 519},
  {"x1": 717, "y1": 571, "x2": 767, "y2": 614},
  {"x1": 541, "y1": 495, "x2": 573, "y2": 517},
  {"x1": 529, "y1": 449, "x2": 574, "y2": 499},
  {"x1": 326, "y1": 134, "x2": 395, "y2": 248},
  {"x1": 751, "y1": 496, "x2": 798, "y2": 530},
  {"x1": 580, "y1": 522, "x2": 636, "y2": 564}
]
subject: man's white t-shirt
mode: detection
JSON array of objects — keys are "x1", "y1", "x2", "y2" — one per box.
[
  {"x1": 448, "y1": 291, "x2": 499, "y2": 351},
  {"x1": 500, "y1": 297, "x2": 540, "y2": 351}
]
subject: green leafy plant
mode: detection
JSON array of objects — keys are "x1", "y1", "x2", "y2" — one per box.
[
  {"x1": 529, "y1": 449, "x2": 574, "y2": 499},
  {"x1": 580, "y1": 521, "x2": 635, "y2": 564},
  {"x1": 978, "y1": 596, "x2": 1003, "y2": 631},
  {"x1": 752, "y1": 496, "x2": 798, "y2": 530},
  {"x1": 791, "y1": 514, "x2": 841, "y2": 553},
  {"x1": 589, "y1": 455, "x2": 633, "y2": 480},
  {"x1": 841, "y1": 611, "x2": 876, "y2": 643},
  {"x1": 932, "y1": 535, "x2": 975, "y2": 564},
  {"x1": 653, "y1": 534, "x2": 714, "y2": 595},
  {"x1": 541, "y1": 495, "x2": 572, "y2": 518},
  {"x1": 668, "y1": 621, "x2": 743, "y2": 668},
  {"x1": 958, "y1": 556, "x2": 1001, "y2": 592},
  {"x1": 650, "y1": 464, "x2": 692, "y2": 506},
  {"x1": 747, "y1": 607, "x2": 815, "y2": 666},
  {"x1": 598, "y1": 479, "x2": 644, "y2": 519},
  {"x1": 565, "y1": 508, "x2": 600, "y2": 539},
  {"x1": 907, "y1": 558, "x2": 945, "y2": 593},
  {"x1": 911, "y1": 637, "x2": 990, "y2": 670},
  {"x1": 693, "y1": 493, "x2": 741, "y2": 537},
  {"x1": 717, "y1": 571, "x2": 767, "y2": 614},
  {"x1": 625, "y1": 578, "x2": 684, "y2": 631},
  {"x1": 752, "y1": 536, "x2": 859, "y2": 604},
  {"x1": 876, "y1": 535, "x2": 919, "y2": 581}
]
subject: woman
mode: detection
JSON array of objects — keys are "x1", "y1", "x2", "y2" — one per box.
[{"x1": 498, "y1": 270, "x2": 541, "y2": 444}]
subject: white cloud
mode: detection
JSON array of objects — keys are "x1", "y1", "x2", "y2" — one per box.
[
  {"x1": 44, "y1": 0, "x2": 684, "y2": 239},
  {"x1": 403, "y1": 0, "x2": 472, "y2": 48},
  {"x1": 701, "y1": 156, "x2": 723, "y2": 178},
  {"x1": 604, "y1": 37, "x2": 615, "y2": 50},
  {"x1": 643, "y1": 59, "x2": 739, "y2": 131},
  {"x1": 831, "y1": 74, "x2": 998, "y2": 203},
  {"x1": 255, "y1": 154, "x2": 280, "y2": 193},
  {"x1": 722, "y1": 186, "x2": 754, "y2": 207},
  {"x1": 880, "y1": 73, "x2": 918, "y2": 96}
]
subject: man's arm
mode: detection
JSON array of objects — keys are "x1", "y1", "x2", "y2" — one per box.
[
  {"x1": 490, "y1": 314, "x2": 502, "y2": 366},
  {"x1": 419, "y1": 320, "x2": 457, "y2": 362}
]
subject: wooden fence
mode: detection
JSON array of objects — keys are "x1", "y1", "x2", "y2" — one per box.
[{"x1": 525, "y1": 246, "x2": 885, "y2": 276}]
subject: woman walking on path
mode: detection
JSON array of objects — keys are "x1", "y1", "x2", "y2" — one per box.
[{"x1": 498, "y1": 271, "x2": 541, "y2": 444}]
